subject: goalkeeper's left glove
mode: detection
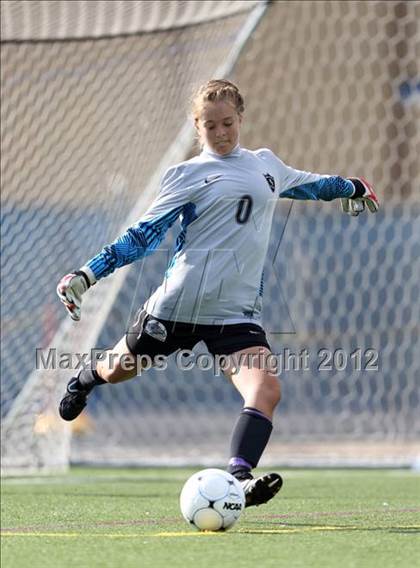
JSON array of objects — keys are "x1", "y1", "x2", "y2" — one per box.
[{"x1": 341, "y1": 177, "x2": 379, "y2": 216}]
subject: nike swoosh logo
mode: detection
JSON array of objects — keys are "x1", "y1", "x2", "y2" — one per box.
[
  {"x1": 249, "y1": 330, "x2": 260, "y2": 334},
  {"x1": 204, "y1": 175, "x2": 222, "y2": 184},
  {"x1": 67, "y1": 380, "x2": 81, "y2": 393}
]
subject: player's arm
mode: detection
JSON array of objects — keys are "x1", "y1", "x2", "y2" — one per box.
[
  {"x1": 275, "y1": 158, "x2": 379, "y2": 214},
  {"x1": 57, "y1": 165, "x2": 191, "y2": 321}
]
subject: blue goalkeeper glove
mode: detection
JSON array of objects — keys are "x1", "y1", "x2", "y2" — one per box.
[
  {"x1": 57, "y1": 268, "x2": 96, "y2": 321},
  {"x1": 341, "y1": 177, "x2": 379, "y2": 216}
]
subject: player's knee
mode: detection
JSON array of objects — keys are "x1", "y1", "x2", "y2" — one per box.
[
  {"x1": 97, "y1": 352, "x2": 138, "y2": 383},
  {"x1": 101, "y1": 367, "x2": 137, "y2": 384},
  {"x1": 245, "y1": 377, "x2": 281, "y2": 415},
  {"x1": 265, "y1": 377, "x2": 281, "y2": 408},
  {"x1": 253, "y1": 376, "x2": 281, "y2": 411},
  {"x1": 249, "y1": 387, "x2": 280, "y2": 420}
]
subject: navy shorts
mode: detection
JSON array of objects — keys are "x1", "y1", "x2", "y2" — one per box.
[{"x1": 126, "y1": 309, "x2": 271, "y2": 360}]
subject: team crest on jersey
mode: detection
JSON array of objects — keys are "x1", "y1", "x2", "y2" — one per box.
[{"x1": 263, "y1": 173, "x2": 276, "y2": 192}]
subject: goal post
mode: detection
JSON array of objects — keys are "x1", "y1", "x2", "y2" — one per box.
[{"x1": 1, "y1": 1, "x2": 419, "y2": 473}]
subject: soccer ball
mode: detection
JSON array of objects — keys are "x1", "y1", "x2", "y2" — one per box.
[{"x1": 180, "y1": 468, "x2": 245, "y2": 531}]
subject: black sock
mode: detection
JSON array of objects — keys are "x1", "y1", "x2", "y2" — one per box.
[
  {"x1": 76, "y1": 366, "x2": 106, "y2": 391},
  {"x1": 228, "y1": 407, "x2": 273, "y2": 478}
]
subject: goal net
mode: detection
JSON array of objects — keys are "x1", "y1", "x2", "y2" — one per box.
[{"x1": 1, "y1": 0, "x2": 419, "y2": 473}]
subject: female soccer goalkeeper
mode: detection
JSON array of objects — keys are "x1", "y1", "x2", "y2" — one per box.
[{"x1": 57, "y1": 79, "x2": 379, "y2": 507}]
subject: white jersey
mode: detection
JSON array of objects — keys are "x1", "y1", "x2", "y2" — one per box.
[{"x1": 86, "y1": 144, "x2": 354, "y2": 324}]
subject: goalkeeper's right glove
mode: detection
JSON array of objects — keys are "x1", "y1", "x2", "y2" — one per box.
[
  {"x1": 57, "y1": 268, "x2": 96, "y2": 321},
  {"x1": 341, "y1": 177, "x2": 379, "y2": 216}
]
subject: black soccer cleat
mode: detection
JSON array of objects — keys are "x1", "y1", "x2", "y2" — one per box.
[
  {"x1": 240, "y1": 472, "x2": 283, "y2": 507},
  {"x1": 59, "y1": 377, "x2": 89, "y2": 421}
]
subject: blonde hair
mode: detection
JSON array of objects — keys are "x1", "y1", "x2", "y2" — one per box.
[{"x1": 191, "y1": 79, "x2": 245, "y2": 122}]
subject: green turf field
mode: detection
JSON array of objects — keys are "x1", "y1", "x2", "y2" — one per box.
[{"x1": 1, "y1": 468, "x2": 419, "y2": 568}]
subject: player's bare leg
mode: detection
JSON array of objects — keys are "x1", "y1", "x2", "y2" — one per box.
[
  {"x1": 225, "y1": 346, "x2": 281, "y2": 418},
  {"x1": 59, "y1": 336, "x2": 142, "y2": 421},
  {"x1": 96, "y1": 336, "x2": 139, "y2": 383},
  {"x1": 223, "y1": 346, "x2": 283, "y2": 507}
]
